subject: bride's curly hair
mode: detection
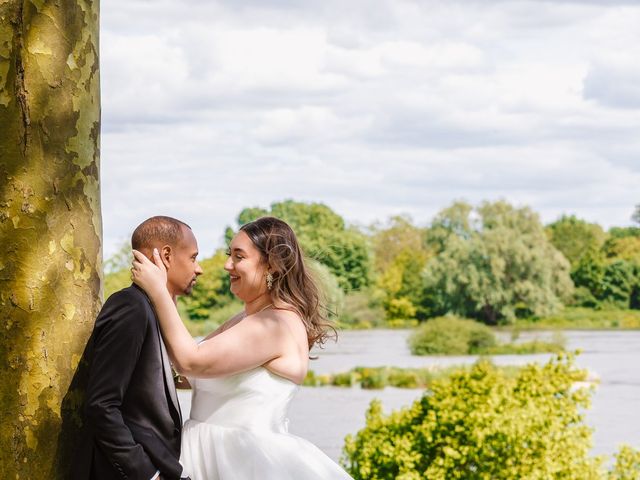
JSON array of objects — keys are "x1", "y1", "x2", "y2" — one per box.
[{"x1": 239, "y1": 216, "x2": 337, "y2": 350}]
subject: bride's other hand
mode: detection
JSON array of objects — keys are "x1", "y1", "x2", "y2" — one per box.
[{"x1": 132, "y1": 248, "x2": 169, "y2": 300}]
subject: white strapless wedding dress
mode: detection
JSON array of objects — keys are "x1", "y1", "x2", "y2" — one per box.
[{"x1": 180, "y1": 367, "x2": 353, "y2": 479}]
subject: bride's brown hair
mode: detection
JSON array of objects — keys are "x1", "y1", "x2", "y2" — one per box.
[{"x1": 239, "y1": 216, "x2": 337, "y2": 350}]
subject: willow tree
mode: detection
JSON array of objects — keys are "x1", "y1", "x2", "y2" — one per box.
[{"x1": 0, "y1": 1, "x2": 101, "y2": 478}]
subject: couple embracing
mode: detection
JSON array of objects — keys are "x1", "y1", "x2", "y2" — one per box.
[{"x1": 73, "y1": 216, "x2": 353, "y2": 479}]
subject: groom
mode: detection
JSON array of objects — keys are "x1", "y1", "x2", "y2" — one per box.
[{"x1": 73, "y1": 216, "x2": 202, "y2": 480}]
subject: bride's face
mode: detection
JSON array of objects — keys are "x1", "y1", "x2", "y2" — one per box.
[{"x1": 224, "y1": 231, "x2": 269, "y2": 302}]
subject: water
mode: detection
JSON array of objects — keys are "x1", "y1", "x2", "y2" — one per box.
[{"x1": 178, "y1": 329, "x2": 640, "y2": 462}]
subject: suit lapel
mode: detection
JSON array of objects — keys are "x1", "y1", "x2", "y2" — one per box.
[
  {"x1": 156, "y1": 321, "x2": 183, "y2": 425},
  {"x1": 132, "y1": 284, "x2": 183, "y2": 426}
]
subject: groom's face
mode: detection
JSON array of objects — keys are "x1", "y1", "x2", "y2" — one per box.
[{"x1": 164, "y1": 226, "x2": 203, "y2": 297}]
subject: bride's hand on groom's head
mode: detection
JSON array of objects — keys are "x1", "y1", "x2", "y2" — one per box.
[{"x1": 131, "y1": 248, "x2": 168, "y2": 298}]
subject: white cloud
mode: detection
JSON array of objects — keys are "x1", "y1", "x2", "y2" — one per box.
[{"x1": 99, "y1": 0, "x2": 640, "y2": 257}]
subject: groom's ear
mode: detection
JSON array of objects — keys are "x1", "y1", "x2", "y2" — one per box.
[{"x1": 160, "y1": 245, "x2": 172, "y2": 269}]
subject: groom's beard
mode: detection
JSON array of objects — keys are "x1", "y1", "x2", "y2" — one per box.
[{"x1": 182, "y1": 276, "x2": 198, "y2": 295}]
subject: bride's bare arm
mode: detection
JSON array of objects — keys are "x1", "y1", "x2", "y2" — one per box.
[
  {"x1": 132, "y1": 249, "x2": 284, "y2": 378},
  {"x1": 173, "y1": 312, "x2": 243, "y2": 386}
]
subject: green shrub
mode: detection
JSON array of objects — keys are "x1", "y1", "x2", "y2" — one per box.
[
  {"x1": 358, "y1": 368, "x2": 388, "y2": 389},
  {"x1": 408, "y1": 316, "x2": 497, "y2": 355},
  {"x1": 333, "y1": 371, "x2": 359, "y2": 387},
  {"x1": 608, "y1": 445, "x2": 640, "y2": 480},
  {"x1": 387, "y1": 369, "x2": 420, "y2": 389},
  {"x1": 342, "y1": 354, "x2": 605, "y2": 479},
  {"x1": 302, "y1": 370, "x2": 319, "y2": 386},
  {"x1": 409, "y1": 316, "x2": 566, "y2": 356},
  {"x1": 467, "y1": 325, "x2": 497, "y2": 353},
  {"x1": 302, "y1": 370, "x2": 332, "y2": 387}
]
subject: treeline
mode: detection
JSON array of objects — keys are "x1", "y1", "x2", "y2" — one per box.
[{"x1": 105, "y1": 200, "x2": 640, "y2": 327}]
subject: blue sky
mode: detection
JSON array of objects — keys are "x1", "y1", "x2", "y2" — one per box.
[{"x1": 100, "y1": 0, "x2": 640, "y2": 258}]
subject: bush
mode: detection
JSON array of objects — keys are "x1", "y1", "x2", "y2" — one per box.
[
  {"x1": 608, "y1": 445, "x2": 640, "y2": 480},
  {"x1": 409, "y1": 316, "x2": 566, "y2": 356},
  {"x1": 342, "y1": 354, "x2": 606, "y2": 479},
  {"x1": 358, "y1": 368, "x2": 388, "y2": 390},
  {"x1": 408, "y1": 316, "x2": 497, "y2": 355}
]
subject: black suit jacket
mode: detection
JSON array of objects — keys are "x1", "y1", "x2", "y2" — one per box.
[{"x1": 72, "y1": 285, "x2": 183, "y2": 480}]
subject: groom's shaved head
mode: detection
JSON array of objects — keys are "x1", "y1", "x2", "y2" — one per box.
[{"x1": 131, "y1": 216, "x2": 192, "y2": 250}]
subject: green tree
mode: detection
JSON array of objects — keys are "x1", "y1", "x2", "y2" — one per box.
[
  {"x1": 179, "y1": 249, "x2": 234, "y2": 320},
  {"x1": 371, "y1": 216, "x2": 431, "y2": 321},
  {"x1": 343, "y1": 355, "x2": 604, "y2": 480},
  {"x1": 600, "y1": 261, "x2": 638, "y2": 308},
  {"x1": 104, "y1": 240, "x2": 132, "y2": 274},
  {"x1": 103, "y1": 241, "x2": 134, "y2": 299},
  {"x1": 371, "y1": 215, "x2": 427, "y2": 272},
  {"x1": 546, "y1": 215, "x2": 606, "y2": 269},
  {"x1": 609, "y1": 226, "x2": 640, "y2": 240},
  {"x1": 604, "y1": 236, "x2": 640, "y2": 264},
  {"x1": 572, "y1": 244, "x2": 640, "y2": 310},
  {"x1": 425, "y1": 201, "x2": 474, "y2": 252},
  {"x1": 235, "y1": 200, "x2": 372, "y2": 291},
  {"x1": 572, "y1": 250, "x2": 608, "y2": 307},
  {"x1": 0, "y1": 1, "x2": 101, "y2": 476},
  {"x1": 422, "y1": 201, "x2": 573, "y2": 324}
]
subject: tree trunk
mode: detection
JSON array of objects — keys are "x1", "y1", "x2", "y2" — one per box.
[{"x1": 0, "y1": 1, "x2": 101, "y2": 477}]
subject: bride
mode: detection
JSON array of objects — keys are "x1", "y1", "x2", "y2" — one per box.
[{"x1": 132, "y1": 216, "x2": 353, "y2": 479}]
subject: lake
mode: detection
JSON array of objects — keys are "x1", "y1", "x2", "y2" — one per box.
[{"x1": 178, "y1": 329, "x2": 640, "y2": 462}]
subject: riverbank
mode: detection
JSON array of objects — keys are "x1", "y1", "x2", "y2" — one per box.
[
  {"x1": 508, "y1": 307, "x2": 640, "y2": 330},
  {"x1": 338, "y1": 307, "x2": 640, "y2": 332}
]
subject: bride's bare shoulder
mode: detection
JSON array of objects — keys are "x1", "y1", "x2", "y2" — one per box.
[
  {"x1": 260, "y1": 306, "x2": 307, "y2": 337},
  {"x1": 258, "y1": 305, "x2": 300, "y2": 321}
]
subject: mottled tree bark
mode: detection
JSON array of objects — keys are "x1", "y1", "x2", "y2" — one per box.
[{"x1": 0, "y1": 1, "x2": 101, "y2": 478}]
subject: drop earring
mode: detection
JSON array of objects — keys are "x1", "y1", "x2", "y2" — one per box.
[{"x1": 266, "y1": 272, "x2": 274, "y2": 290}]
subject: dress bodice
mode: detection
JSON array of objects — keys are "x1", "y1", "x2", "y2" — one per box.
[{"x1": 188, "y1": 367, "x2": 299, "y2": 433}]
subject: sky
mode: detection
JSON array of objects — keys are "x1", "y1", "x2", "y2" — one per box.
[{"x1": 100, "y1": 0, "x2": 640, "y2": 258}]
